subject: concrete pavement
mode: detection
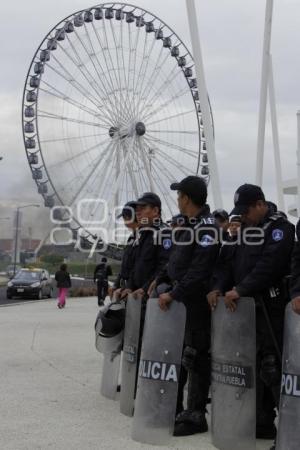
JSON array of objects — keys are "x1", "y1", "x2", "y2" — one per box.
[{"x1": 0, "y1": 297, "x2": 272, "y2": 450}]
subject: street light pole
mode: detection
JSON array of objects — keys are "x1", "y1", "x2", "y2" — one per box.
[{"x1": 13, "y1": 204, "x2": 40, "y2": 276}]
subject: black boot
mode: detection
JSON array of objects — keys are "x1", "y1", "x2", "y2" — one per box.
[
  {"x1": 256, "y1": 410, "x2": 277, "y2": 439},
  {"x1": 173, "y1": 410, "x2": 208, "y2": 436}
]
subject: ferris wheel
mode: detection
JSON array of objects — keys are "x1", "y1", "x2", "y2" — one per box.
[{"x1": 22, "y1": 2, "x2": 212, "y2": 241}]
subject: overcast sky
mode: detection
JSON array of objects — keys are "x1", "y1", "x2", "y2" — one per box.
[{"x1": 0, "y1": 0, "x2": 299, "y2": 238}]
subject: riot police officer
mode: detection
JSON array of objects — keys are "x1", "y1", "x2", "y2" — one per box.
[
  {"x1": 208, "y1": 184, "x2": 295, "y2": 441},
  {"x1": 121, "y1": 192, "x2": 172, "y2": 299},
  {"x1": 111, "y1": 201, "x2": 138, "y2": 298},
  {"x1": 154, "y1": 176, "x2": 220, "y2": 436},
  {"x1": 290, "y1": 219, "x2": 300, "y2": 314}
]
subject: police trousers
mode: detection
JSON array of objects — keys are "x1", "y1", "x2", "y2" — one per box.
[
  {"x1": 177, "y1": 315, "x2": 211, "y2": 414},
  {"x1": 256, "y1": 299, "x2": 285, "y2": 423}
]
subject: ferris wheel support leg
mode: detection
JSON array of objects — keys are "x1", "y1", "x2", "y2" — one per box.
[
  {"x1": 268, "y1": 55, "x2": 285, "y2": 212},
  {"x1": 296, "y1": 111, "x2": 300, "y2": 217},
  {"x1": 256, "y1": 0, "x2": 274, "y2": 186},
  {"x1": 185, "y1": 0, "x2": 223, "y2": 208}
]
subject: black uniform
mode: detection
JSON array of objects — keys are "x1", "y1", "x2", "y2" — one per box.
[
  {"x1": 127, "y1": 222, "x2": 172, "y2": 293},
  {"x1": 157, "y1": 205, "x2": 220, "y2": 415},
  {"x1": 213, "y1": 208, "x2": 295, "y2": 429},
  {"x1": 94, "y1": 262, "x2": 112, "y2": 305},
  {"x1": 114, "y1": 232, "x2": 136, "y2": 289},
  {"x1": 290, "y1": 220, "x2": 300, "y2": 300}
]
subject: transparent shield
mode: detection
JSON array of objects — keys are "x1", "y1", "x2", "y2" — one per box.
[
  {"x1": 120, "y1": 295, "x2": 142, "y2": 416},
  {"x1": 98, "y1": 328, "x2": 123, "y2": 400},
  {"x1": 100, "y1": 352, "x2": 122, "y2": 400},
  {"x1": 131, "y1": 298, "x2": 186, "y2": 445},
  {"x1": 276, "y1": 302, "x2": 300, "y2": 450},
  {"x1": 211, "y1": 297, "x2": 256, "y2": 450}
]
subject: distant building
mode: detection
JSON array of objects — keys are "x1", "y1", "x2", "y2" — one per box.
[{"x1": 0, "y1": 239, "x2": 41, "y2": 253}]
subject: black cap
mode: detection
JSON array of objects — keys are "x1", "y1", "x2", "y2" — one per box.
[
  {"x1": 212, "y1": 209, "x2": 229, "y2": 221},
  {"x1": 229, "y1": 215, "x2": 242, "y2": 223},
  {"x1": 170, "y1": 176, "x2": 207, "y2": 205},
  {"x1": 231, "y1": 184, "x2": 265, "y2": 215},
  {"x1": 117, "y1": 201, "x2": 136, "y2": 219},
  {"x1": 132, "y1": 192, "x2": 161, "y2": 209}
]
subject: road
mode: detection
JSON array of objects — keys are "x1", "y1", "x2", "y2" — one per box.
[{"x1": 0, "y1": 277, "x2": 95, "y2": 306}]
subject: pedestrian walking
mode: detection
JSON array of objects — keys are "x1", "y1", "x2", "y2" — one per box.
[
  {"x1": 94, "y1": 257, "x2": 112, "y2": 306},
  {"x1": 55, "y1": 263, "x2": 71, "y2": 309}
]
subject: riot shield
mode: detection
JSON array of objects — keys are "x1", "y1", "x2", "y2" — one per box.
[
  {"x1": 120, "y1": 294, "x2": 142, "y2": 416},
  {"x1": 94, "y1": 303, "x2": 123, "y2": 400},
  {"x1": 95, "y1": 304, "x2": 110, "y2": 353},
  {"x1": 211, "y1": 297, "x2": 256, "y2": 450},
  {"x1": 276, "y1": 302, "x2": 300, "y2": 450},
  {"x1": 131, "y1": 298, "x2": 186, "y2": 445}
]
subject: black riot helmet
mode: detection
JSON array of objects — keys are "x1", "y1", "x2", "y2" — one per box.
[{"x1": 95, "y1": 302, "x2": 126, "y2": 338}]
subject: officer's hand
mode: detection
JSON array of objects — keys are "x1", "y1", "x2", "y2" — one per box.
[
  {"x1": 224, "y1": 289, "x2": 240, "y2": 312},
  {"x1": 147, "y1": 280, "x2": 157, "y2": 297},
  {"x1": 120, "y1": 288, "x2": 132, "y2": 300},
  {"x1": 292, "y1": 297, "x2": 300, "y2": 315},
  {"x1": 207, "y1": 290, "x2": 222, "y2": 311},
  {"x1": 158, "y1": 293, "x2": 173, "y2": 311},
  {"x1": 132, "y1": 288, "x2": 145, "y2": 299},
  {"x1": 108, "y1": 286, "x2": 114, "y2": 298}
]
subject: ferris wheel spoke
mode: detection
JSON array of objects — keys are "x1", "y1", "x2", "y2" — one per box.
[
  {"x1": 39, "y1": 85, "x2": 111, "y2": 128},
  {"x1": 46, "y1": 61, "x2": 105, "y2": 117},
  {"x1": 40, "y1": 79, "x2": 110, "y2": 123},
  {"x1": 129, "y1": 25, "x2": 142, "y2": 117},
  {"x1": 90, "y1": 22, "x2": 125, "y2": 120},
  {"x1": 145, "y1": 133, "x2": 198, "y2": 158},
  {"x1": 143, "y1": 84, "x2": 190, "y2": 123},
  {"x1": 109, "y1": 20, "x2": 133, "y2": 123},
  {"x1": 48, "y1": 137, "x2": 111, "y2": 169},
  {"x1": 101, "y1": 18, "x2": 127, "y2": 121},
  {"x1": 40, "y1": 131, "x2": 107, "y2": 144},
  {"x1": 38, "y1": 112, "x2": 108, "y2": 130},
  {"x1": 147, "y1": 109, "x2": 195, "y2": 126},
  {"x1": 61, "y1": 34, "x2": 117, "y2": 122},
  {"x1": 132, "y1": 26, "x2": 149, "y2": 115},
  {"x1": 143, "y1": 136, "x2": 194, "y2": 174},
  {"x1": 136, "y1": 139, "x2": 155, "y2": 192},
  {"x1": 137, "y1": 45, "x2": 167, "y2": 114},
  {"x1": 51, "y1": 49, "x2": 106, "y2": 115},
  {"x1": 146, "y1": 156, "x2": 177, "y2": 215},
  {"x1": 119, "y1": 19, "x2": 136, "y2": 120},
  {"x1": 135, "y1": 37, "x2": 158, "y2": 115},
  {"x1": 148, "y1": 129, "x2": 198, "y2": 135},
  {"x1": 140, "y1": 61, "x2": 181, "y2": 117},
  {"x1": 58, "y1": 139, "x2": 116, "y2": 200},
  {"x1": 84, "y1": 141, "x2": 121, "y2": 225},
  {"x1": 142, "y1": 71, "x2": 189, "y2": 122},
  {"x1": 83, "y1": 22, "x2": 123, "y2": 119},
  {"x1": 68, "y1": 139, "x2": 117, "y2": 207}
]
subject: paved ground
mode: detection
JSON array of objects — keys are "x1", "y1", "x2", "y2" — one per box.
[{"x1": 0, "y1": 297, "x2": 272, "y2": 450}]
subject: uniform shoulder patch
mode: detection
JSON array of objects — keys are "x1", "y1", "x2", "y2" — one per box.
[
  {"x1": 162, "y1": 238, "x2": 172, "y2": 250},
  {"x1": 272, "y1": 228, "x2": 284, "y2": 242},
  {"x1": 199, "y1": 234, "x2": 215, "y2": 247}
]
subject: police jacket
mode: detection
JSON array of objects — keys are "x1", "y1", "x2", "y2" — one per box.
[
  {"x1": 159, "y1": 205, "x2": 220, "y2": 311},
  {"x1": 290, "y1": 220, "x2": 300, "y2": 299},
  {"x1": 127, "y1": 221, "x2": 172, "y2": 292},
  {"x1": 55, "y1": 270, "x2": 71, "y2": 288},
  {"x1": 114, "y1": 232, "x2": 136, "y2": 289},
  {"x1": 213, "y1": 208, "x2": 295, "y2": 298}
]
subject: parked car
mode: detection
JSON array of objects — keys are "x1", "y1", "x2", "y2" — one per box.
[
  {"x1": 7, "y1": 268, "x2": 53, "y2": 300},
  {"x1": 6, "y1": 264, "x2": 21, "y2": 279}
]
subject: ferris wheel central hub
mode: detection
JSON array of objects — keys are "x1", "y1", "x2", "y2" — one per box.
[{"x1": 109, "y1": 122, "x2": 146, "y2": 139}]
